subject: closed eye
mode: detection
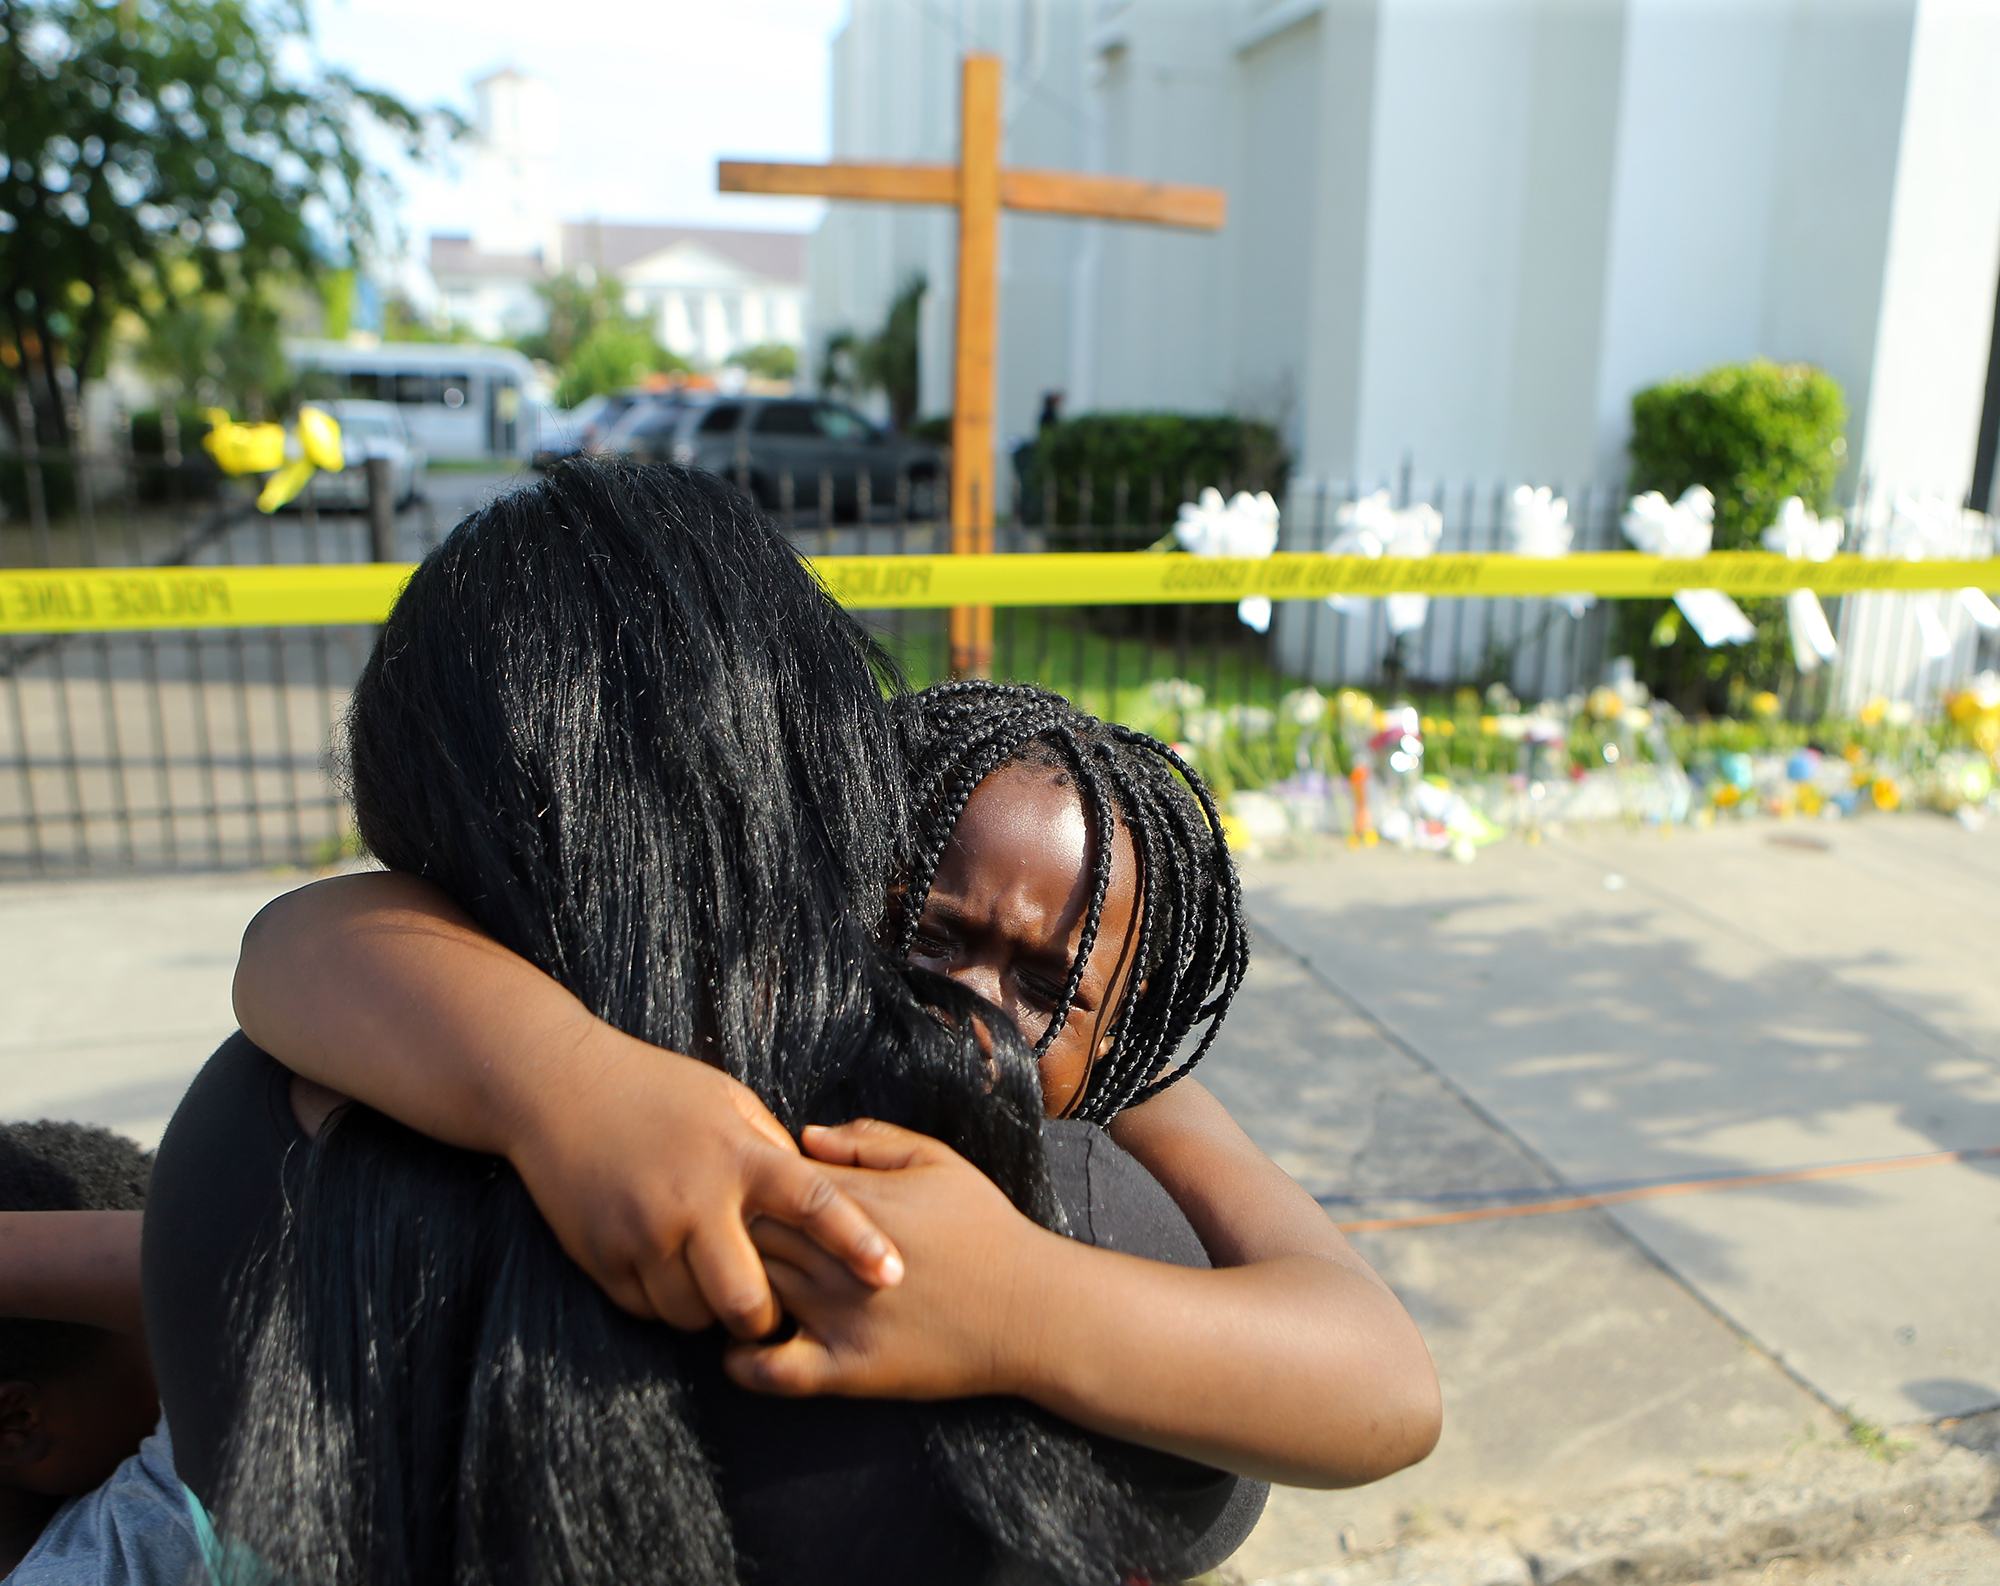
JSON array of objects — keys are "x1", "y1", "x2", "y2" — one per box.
[
  {"x1": 1018, "y1": 970, "x2": 1079, "y2": 1011},
  {"x1": 909, "y1": 928, "x2": 957, "y2": 960}
]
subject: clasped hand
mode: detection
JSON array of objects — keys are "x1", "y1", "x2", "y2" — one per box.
[
  {"x1": 726, "y1": 1120, "x2": 1059, "y2": 1402},
  {"x1": 510, "y1": 1041, "x2": 1049, "y2": 1400}
]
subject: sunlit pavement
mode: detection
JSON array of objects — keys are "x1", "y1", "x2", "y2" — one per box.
[
  {"x1": 1219, "y1": 814, "x2": 2000, "y2": 1575},
  {"x1": 0, "y1": 868, "x2": 306, "y2": 1149}
]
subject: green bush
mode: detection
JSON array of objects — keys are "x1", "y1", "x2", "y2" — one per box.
[
  {"x1": 727, "y1": 343, "x2": 798, "y2": 382},
  {"x1": 1015, "y1": 412, "x2": 1289, "y2": 546},
  {"x1": 1619, "y1": 359, "x2": 1847, "y2": 712}
]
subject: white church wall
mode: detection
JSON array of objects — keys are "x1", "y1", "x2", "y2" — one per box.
[
  {"x1": 1754, "y1": 0, "x2": 1913, "y2": 496},
  {"x1": 988, "y1": 2, "x2": 1093, "y2": 450},
  {"x1": 811, "y1": 0, "x2": 959, "y2": 403},
  {"x1": 812, "y1": 0, "x2": 1085, "y2": 449},
  {"x1": 1297, "y1": 0, "x2": 1383, "y2": 486},
  {"x1": 814, "y1": 0, "x2": 2000, "y2": 531},
  {"x1": 1856, "y1": 0, "x2": 2000, "y2": 499},
  {"x1": 1227, "y1": 12, "x2": 1322, "y2": 454},
  {"x1": 1076, "y1": 7, "x2": 1236, "y2": 416},
  {"x1": 1349, "y1": 0, "x2": 1541, "y2": 488},
  {"x1": 1590, "y1": 0, "x2": 1796, "y2": 483},
  {"x1": 1498, "y1": 1, "x2": 1626, "y2": 486}
]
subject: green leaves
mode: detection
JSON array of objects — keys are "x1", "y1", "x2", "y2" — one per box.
[
  {"x1": 1629, "y1": 359, "x2": 1847, "y2": 550},
  {"x1": 819, "y1": 273, "x2": 925, "y2": 429},
  {"x1": 1620, "y1": 360, "x2": 1849, "y2": 711},
  {"x1": 1, "y1": 0, "x2": 454, "y2": 441},
  {"x1": 1015, "y1": 413, "x2": 1289, "y2": 546},
  {"x1": 520, "y1": 271, "x2": 689, "y2": 409}
]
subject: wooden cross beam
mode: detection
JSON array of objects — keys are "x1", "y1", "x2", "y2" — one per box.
[{"x1": 720, "y1": 52, "x2": 1226, "y2": 676}]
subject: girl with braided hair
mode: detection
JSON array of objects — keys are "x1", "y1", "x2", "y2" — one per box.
[
  {"x1": 888, "y1": 680, "x2": 1247, "y2": 1124},
  {"x1": 226, "y1": 572, "x2": 1439, "y2": 1510}
]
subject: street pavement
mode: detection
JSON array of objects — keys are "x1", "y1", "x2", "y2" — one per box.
[{"x1": 0, "y1": 811, "x2": 1995, "y2": 1581}]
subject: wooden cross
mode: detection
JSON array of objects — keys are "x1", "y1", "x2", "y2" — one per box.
[{"x1": 720, "y1": 52, "x2": 1226, "y2": 676}]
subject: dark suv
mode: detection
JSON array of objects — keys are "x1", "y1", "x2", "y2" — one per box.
[{"x1": 614, "y1": 397, "x2": 944, "y2": 520}]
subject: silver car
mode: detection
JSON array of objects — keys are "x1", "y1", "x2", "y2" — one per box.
[
  {"x1": 610, "y1": 397, "x2": 944, "y2": 521},
  {"x1": 299, "y1": 400, "x2": 427, "y2": 510}
]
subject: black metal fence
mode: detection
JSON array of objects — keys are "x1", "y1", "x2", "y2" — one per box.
[{"x1": 1, "y1": 447, "x2": 452, "y2": 877}]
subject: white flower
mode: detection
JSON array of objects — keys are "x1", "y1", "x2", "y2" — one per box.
[
  {"x1": 1622, "y1": 487, "x2": 1715, "y2": 558},
  {"x1": 1183, "y1": 708, "x2": 1227, "y2": 750},
  {"x1": 1281, "y1": 687, "x2": 1327, "y2": 726},
  {"x1": 1174, "y1": 487, "x2": 1280, "y2": 559},
  {"x1": 1146, "y1": 678, "x2": 1206, "y2": 713},
  {"x1": 1506, "y1": 486, "x2": 1573, "y2": 557},
  {"x1": 1328, "y1": 491, "x2": 1442, "y2": 560},
  {"x1": 1237, "y1": 594, "x2": 1272, "y2": 633},
  {"x1": 1227, "y1": 705, "x2": 1278, "y2": 738},
  {"x1": 1623, "y1": 486, "x2": 1752, "y2": 646},
  {"x1": 1326, "y1": 492, "x2": 1441, "y2": 633},
  {"x1": 1509, "y1": 485, "x2": 1593, "y2": 618},
  {"x1": 1673, "y1": 589, "x2": 1757, "y2": 647},
  {"x1": 1760, "y1": 499, "x2": 1844, "y2": 670},
  {"x1": 1786, "y1": 588, "x2": 1839, "y2": 671},
  {"x1": 1861, "y1": 494, "x2": 1992, "y2": 561},
  {"x1": 1761, "y1": 496, "x2": 1843, "y2": 561}
]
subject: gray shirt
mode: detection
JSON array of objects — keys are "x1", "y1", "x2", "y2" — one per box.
[{"x1": 6, "y1": 1420, "x2": 202, "y2": 1586}]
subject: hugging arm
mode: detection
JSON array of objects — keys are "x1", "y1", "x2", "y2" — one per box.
[
  {"x1": 730, "y1": 1091, "x2": 1441, "y2": 1490},
  {"x1": 0, "y1": 1212, "x2": 147, "y2": 1335},
  {"x1": 233, "y1": 872, "x2": 904, "y2": 1337}
]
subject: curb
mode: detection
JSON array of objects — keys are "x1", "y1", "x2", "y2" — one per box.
[{"x1": 1252, "y1": 1413, "x2": 2000, "y2": 1586}]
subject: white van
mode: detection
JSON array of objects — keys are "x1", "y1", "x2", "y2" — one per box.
[{"x1": 288, "y1": 341, "x2": 546, "y2": 462}]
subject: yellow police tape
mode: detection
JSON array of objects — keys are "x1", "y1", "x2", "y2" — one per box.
[{"x1": 3, "y1": 553, "x2": 1997, "y2": 633}]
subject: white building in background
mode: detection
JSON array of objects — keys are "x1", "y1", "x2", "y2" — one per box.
[
  {"x1": 817, "y1": 0, "x2": 2000, "y2": 507},
  {"x1": 431, "y1": 225, "x2": 806, "y2": 364},
  {"x1": 468, "y1": 69, "x2": 562, "y2": 266},
  {"x1": 563, "y1": 225, "x2": 807, "y2": 366},
  {"x1": 425, "y1": 70, "x2": 807, "y2": 366}
]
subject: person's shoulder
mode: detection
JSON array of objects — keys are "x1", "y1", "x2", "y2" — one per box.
[
  {"x1": 1041, "y1": 1118, "x2": 1209, "y2": 1269},
  {"x1": 7, "y1": 1424, "x2": 201, "y2": 1586}
]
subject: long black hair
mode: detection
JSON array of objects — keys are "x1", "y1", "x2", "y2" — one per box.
[
  {"x1": 891, "y1": 682, "x2": 1249, "y2": 1123},
  {"x1": 210, "y1": 462, "x2": 1178, "y2": 1586}
]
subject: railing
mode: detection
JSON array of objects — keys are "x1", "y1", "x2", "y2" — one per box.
[
  {"x1": 1, "y1": 447, "x2": 450, "y2": 876},
  {"x1": 3, "y1": 448, "x2": 1995, "y2": 877}
]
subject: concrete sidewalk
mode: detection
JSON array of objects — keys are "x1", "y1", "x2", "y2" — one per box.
[
  {"x1": 0, "y1": 869, "x2": 303, "y2": 1147},
  {"x1": 1212, "y1": 813, "x2": 2000, "y2": 1580},
  {"x1": 1238, "y1": 816, "x2": 2000, "y2": 1430}
]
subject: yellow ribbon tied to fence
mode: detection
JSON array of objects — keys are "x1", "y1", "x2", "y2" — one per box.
[{"x1": 200, "y1": 407, "x2": 344, "y2": 513}]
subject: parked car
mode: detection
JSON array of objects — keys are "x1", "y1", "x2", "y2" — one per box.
[
  {"x1": 594, "y1": 392, "x2": 712, "y2": 463},
  {"x1": 609, "y1": 397, "x2": 945, "y2": 520},
  {"x1": 533, "y1": 389, "x2": 697, "y2": 469},
  {"x1": 298, "y1": 400, "x2": 426, "y2": 510}
]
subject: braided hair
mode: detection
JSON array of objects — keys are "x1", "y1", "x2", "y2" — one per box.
[{"x1": 891, "y1": 681, "x2": 1249, "y2": 1124}]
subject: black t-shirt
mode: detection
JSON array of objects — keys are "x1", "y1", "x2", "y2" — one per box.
[{"x1": 141, "y1": 1034, "x2": 1265, "y2": 1582}]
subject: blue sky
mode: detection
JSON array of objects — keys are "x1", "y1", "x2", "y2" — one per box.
[{"x1": 311, "y1": 0, "x2": 850, "y2": 252}]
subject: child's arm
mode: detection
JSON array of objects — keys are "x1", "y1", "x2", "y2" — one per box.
[
  {"x1": 1107, "y1": 1077, "x2": 1358, "y2": 1274},
  {"x1": 0, "y1": 1212, "x2": 146, "y2": 1333},
  {"x1": 234, "y1": 873, "x2": 904, "y2": 1338},
  {"x1": 727, "y1": 1106, "x2": 1441, "y2": 1489}
]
